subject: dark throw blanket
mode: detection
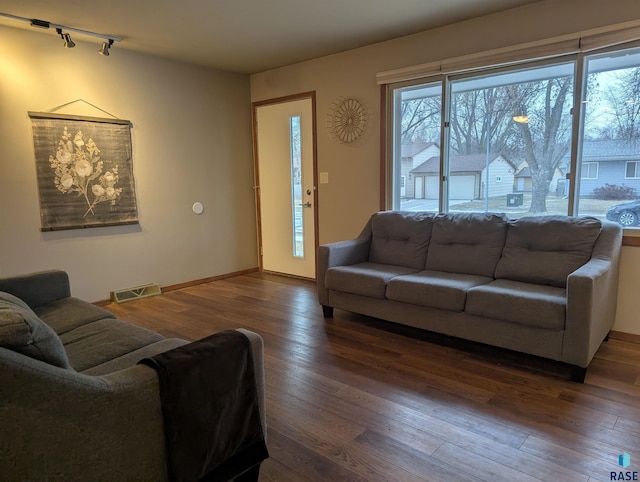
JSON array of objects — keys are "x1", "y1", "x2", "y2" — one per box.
[{"x1": 139, "y1": 330, "x2": 268, "y2": 482}]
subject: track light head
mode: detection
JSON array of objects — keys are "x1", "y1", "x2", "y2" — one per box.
[
  {"x1": 63, "y1": 34, "x2": 75, "y2": 48},
  {"x1": 56, "y1": 28, "x2": 75, "y2": 48},
  {"x1": 99, "y1": 39, "x2": 113, "y2": 56}
]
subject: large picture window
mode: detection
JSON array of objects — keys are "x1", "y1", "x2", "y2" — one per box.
[{"x1": 389, "y1": 43, "x2": 640, "y2": 228}]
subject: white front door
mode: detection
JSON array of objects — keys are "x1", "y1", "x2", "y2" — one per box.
[{"x1": 254, "y1": 95, "x2": 317, "y2": 279}]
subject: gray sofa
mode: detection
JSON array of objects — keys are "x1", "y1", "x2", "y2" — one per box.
[
  {"x1": 318, "y1": 211, "x2": 623, "y2": 381},
  {"x1": 0, "y1": 270, "x2": 266, "y2": 481}
]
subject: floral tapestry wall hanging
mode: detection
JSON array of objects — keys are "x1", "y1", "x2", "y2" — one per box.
[{"x1": 29, "y1": 112, "x2": 138, "y2": 231}]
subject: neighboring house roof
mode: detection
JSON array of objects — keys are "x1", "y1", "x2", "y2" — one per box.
[
  {"x1": 410, "y1": 153, "x2": 515, "y2": 174},
  {"x1": 405, "y1": 139, "x2": 639, "y2": 176},
  {"x1": 515, "y1": 167, "x2": 532, "y2": 178},
  {"x1": 582, "y1": 139, "x2": 639, "y2": 160},
  {"x1": 560, "y1": 139, "x2": 640, "y2": 163},
  {"x1": 401, "y1": 142, "x2": 438, "y2": 158}
]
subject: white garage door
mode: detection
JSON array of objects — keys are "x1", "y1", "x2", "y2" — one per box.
[
  {"x1": 425, "y1": 176, "x2": 439, "y2": 199},
  {"x1": 449, "y1": 175, "x2": 475, "y2": 199}
]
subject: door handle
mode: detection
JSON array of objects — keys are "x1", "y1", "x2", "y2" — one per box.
[{"x1": 303, "y1": 202, "x2": 312, "y2": 208}]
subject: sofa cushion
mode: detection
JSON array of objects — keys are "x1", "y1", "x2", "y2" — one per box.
[
  {"x1": 369, "y1": 211, "x2": 434, "y2": 269},
  {"x1": 34, "y1": 297, "x2": 117, "y2": 335},
  {"x1": 325, "y1": 262, "x2": 419, "y2": 299},
  {"x1": 387, "y1": 270, "x2": 493, "y2": 312},
  {"x1": 495, "y1": 216, "x2": 602, "y2": 288},
  {"x1": 465, "y1": 279, "x2": 567, "y2": 330},
  {"x1": 81, "y1": 338, "x2": 189, "y2": 376},
  {"x1": 425, "y1": 213, "x2": 508, "y2": 277},
  {"x1": 0, "y1": 292, "x2": 71, "y2": 369},
  {"x1": 60, "y1": 318, "x2": 165, "y2": 371}
]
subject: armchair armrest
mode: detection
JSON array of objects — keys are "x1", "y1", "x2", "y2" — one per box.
[{"x1": 0, "y1": 270, "x2": 71, "y2": 308}]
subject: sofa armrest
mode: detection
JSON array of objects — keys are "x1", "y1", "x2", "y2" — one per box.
[
  {"x1": 0, "y1": 328, "x2": 267, "y2": 481},
  {"x1": 317, "y1": 237, "x2": 371, "y2": 306},
  {"x1": 564, "y1": 223, "x2": 622, "y2": 367},
  {"x1": 0, "y1": 347, "x2": 170, "y2": 481},
  {"x1": 0, "y1": 270, "x2": 71, "y2": 308}
]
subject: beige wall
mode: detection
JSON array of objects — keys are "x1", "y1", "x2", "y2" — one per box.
[
  {"x1": 1, "y1": 2, "x2": 639, "y2": 334},
  {"x1": 250, "y1": 0, "x2": 640, "y2": 334},
  {"x1": 0, "y1": 26, "x2": 257, "y2": 302}
]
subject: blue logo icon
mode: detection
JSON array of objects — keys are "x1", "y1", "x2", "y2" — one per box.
[{"x1": 612, "y1": 453, "x2": 637, "y2": 481}]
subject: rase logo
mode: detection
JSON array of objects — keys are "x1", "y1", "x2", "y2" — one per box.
[{"x1": 611, "y1": 453, "x2": 638, "y2": 481}]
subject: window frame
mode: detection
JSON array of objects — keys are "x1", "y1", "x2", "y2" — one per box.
[
  {"x1": 387, "y1": 57, "x2": 583, "y2": 214},
  {"x1": 625, "y1": 161, "x2": 640, "y2": 179},
  {"x1": 385, "y1": 40, "x2": 640, "y2": 228},
  {"x1": 581, "y1": 162, "x2": 599, "y2": 180}
]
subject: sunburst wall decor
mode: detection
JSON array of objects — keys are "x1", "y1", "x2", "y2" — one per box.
[{"x1": 326, "y1": 96, "x2": 368, "y2": 144}]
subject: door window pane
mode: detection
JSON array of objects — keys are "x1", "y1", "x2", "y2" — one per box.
[
  {"x1": 447, "y1": 62, "x2": 575, "y2": 215},
  {"x1": 577, "y1": 46, "x2": 640, "y2": 227},
  {"x1": 290, "y1": 115, "x2": 304, "y2": 257}
]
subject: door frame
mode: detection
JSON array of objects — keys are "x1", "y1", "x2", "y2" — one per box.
[{"x1": 252, "y1": 91, "x2": 319, "y2": 278}]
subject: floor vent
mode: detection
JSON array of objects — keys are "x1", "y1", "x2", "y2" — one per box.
[{"x1": 110, "y1": 283, "x2": 162, "y2": 303}]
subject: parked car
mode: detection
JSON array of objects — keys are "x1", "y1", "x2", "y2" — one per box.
[{"x1": 606, "y1": 199, "x2": 640, "y2": 226}]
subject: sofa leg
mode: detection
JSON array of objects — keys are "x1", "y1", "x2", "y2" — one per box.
[
  {"x1": 322, "y1": 305, "x2": 334, "y2": 318},
  {"x1": 569, "y1": 366, "x2": 587, "y2": 383},
  {"x1": 604, "y1": 331, "x2": 610, "y2": 342}
]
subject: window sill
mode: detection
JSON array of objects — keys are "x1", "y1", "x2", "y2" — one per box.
[{"x1": 622, "y1": 233, "x2": 640, "y2": 246}]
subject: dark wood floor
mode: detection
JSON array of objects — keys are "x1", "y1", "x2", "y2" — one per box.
[{"x1": 105, "y1": 272, "x2": 640, "y2": 481}]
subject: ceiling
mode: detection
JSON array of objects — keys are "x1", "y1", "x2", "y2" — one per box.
[{"x1": 0, "y1": 0, "x2": 541, "y2": 74}]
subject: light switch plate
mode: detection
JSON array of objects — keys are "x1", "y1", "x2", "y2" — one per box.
[{"x1": 320, "y1": 172, "x2": 329, "y2": 184}]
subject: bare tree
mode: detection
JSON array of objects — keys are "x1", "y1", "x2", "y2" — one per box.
[
  {"x1": 450, "y1": 88, "x2": 517, "y2": 156},
  {"x1": 401, "y1": 97, "x2": 441, "y2": 143},
  {"x1": 503, "y1": 78, "x2": 573, "y2": 212},
  {"x1": 602, "y1": 67, "x2": 640, "y2": 142}
]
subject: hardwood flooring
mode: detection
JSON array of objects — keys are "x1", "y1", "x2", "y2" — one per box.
[{"x1": 105, "y1": 272, "x2": 640, "y2": 481}]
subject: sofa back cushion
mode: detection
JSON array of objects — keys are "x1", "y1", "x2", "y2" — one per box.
[
  {"x1": 369, "y1": 211, "x2": 434, "y2": 269},
  {"x1": 495, "y1": 215, "x2": 602, "y2": 288},
  {"x1": 0, "y1": 292, "x2": 71, "y2": 369},
  {"x1": 425, "y1": 213, "x2": 509, "y2": 277}
]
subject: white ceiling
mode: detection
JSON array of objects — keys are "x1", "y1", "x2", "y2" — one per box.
[{"x1": 0, "y1": 0, "x2": 540, "y2": 74}]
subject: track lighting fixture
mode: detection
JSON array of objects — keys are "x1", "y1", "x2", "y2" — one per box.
[
  {"x1": 99, "y1": 39, "x2": 113, "y2": 56},
  {"x1": 56, "y1": 28, "x2": 75, "y2": 48},
  {"x1": 0, "y1": 12, "x2": 121, "y2": 56}
]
